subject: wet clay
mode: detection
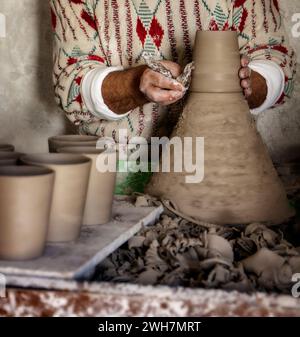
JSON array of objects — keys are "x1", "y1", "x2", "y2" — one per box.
[
  {"x1": 147, "y1": 31, "x2": 294, "y2": 225},
  {"x1": 96, "y1": 195, "x2": 299, "y2": 293}
]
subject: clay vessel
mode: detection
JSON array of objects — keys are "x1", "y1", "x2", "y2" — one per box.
[
  {"x1": 190, "y1": 31, "x2": 242, "y2": 93},
  {"x1": 147, "y1": 31, "x2": 294, "y2": 225},
  {"x1": 21, "y1": 154, "x2": 91, "y2": 242},
  {"x1": 0, "y1": 166, "x2": 54, "y2": 260},
  {"x1": 0, "y1": 152, "x2": 23, "y2": 166},
  {"x1": 48, "y1": 135, "x2": 98, "y2": 153},
  {"x1": 58, "y1": 147, "x2": 117, "y2": 225},
  {"x1": 0, "y1": 144, "x2": 15, "y2": 152}
]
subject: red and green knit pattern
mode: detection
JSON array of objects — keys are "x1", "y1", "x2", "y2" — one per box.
[{"x1": 50, "y1": 0, "x2": 296, "y2": 141}]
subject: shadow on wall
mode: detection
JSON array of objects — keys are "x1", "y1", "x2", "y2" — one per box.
[{"x1": 36, "y1": 0, "x2": 76, "y2": 134}]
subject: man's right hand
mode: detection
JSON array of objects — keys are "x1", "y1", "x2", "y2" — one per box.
[
  {"x1": 102, "y1": 61, "x2": 185, "y2": 115},
  {"x1": 140, "y1": 61, "x2": 185, "y2": 106}
]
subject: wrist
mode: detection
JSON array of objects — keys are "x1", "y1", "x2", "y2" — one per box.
[
  {"x1": 127, "y1": 65, "x2": 149, "y2": 106},
  {"x1": 102, "y1": 65, "x2": 149, "y2": 114}
]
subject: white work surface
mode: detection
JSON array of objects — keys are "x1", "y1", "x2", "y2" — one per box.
[{"x1": 0, "y1": 197, "x2": 163, "y2": 282}]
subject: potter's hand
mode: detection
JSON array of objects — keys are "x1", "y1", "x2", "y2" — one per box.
[
  {"x1": 239, "y1": 56, "x2": 268, "y2": 109},
  {"x1": 140, "y1": 61, "x2": 185, "y2": 106},
  {"x1": 239, "y1": 56, "x2": 252, "y2": 97}
]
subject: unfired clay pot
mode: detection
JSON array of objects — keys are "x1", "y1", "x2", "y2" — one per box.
[
  {"x1": 0, "y1": 166, "x2": 54, "y2": 260},
  {"x1": 0, "y1": 152, "x2": 23, "y2": 166},
  {"x1": 147, "y1": 31, "x2": 294, "y2": 225},
  {"x1": 21, "y1": 154, "x2": 91, "y2": 242},
  {"x1": 48, "y1": 135, "x2": 99, "y2": 153},
  {"x1": 0, "y1": 144, "x2": 15, "y2": 152},
  {"x1": 58, "y1": 147, "x2": 117, "y2": 225}
]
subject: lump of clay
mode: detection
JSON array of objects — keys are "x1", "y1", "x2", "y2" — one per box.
[
  {"x1": 203, "y1": 265, "x2": 231, "y2": 288},
  {"x1": 234, "y1": 236, "x2": 257, "y2": 261},
  {"x1": 198, "y1": 257, "x2": 232, "y2": 270},
  {"x1": 135, "y1": 196, "x2": 150, "y2": 207},
  {"x1": 145, "y1": 240, "x2": 169, "y2": 274},
  {"x1": 137, "y1": 269, "x2": 161, "y2": 285},
  {"x1": 128, "y1": 236, "x2": 145, "y2": 249},
  {"x1": 242, "y1": 248, "x2": 285, "y2": 275},
  {"x1": 207, "y1": 234, "x2": 234, "y2": 262},
  {"x1": 289, "y1": 256, "x2": 300, "y2": 274},
  {"x1": 242, "y1": 248, "x2": 293, "y2": 291},
  {"x1": 95, "y1": 209, "x2": 300, "y2": 294},
  {"x1": 245, "y1": 223, "x2": 281, "y2": 249}
]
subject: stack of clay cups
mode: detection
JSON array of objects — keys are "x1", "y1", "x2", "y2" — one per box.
[
  {"x1": 48, "y1": 135, "x2": 99, "y2": 153},
  {"x1": 0, "y1": 144, "x2": 15, "y2": 152},
  {"x1": 58, "y1": 147, "x2": 117, "y2": 225},
  {"x1": 0, "y1": 135, "x2": 117, "y2": 261},
  {"x1": 49, "y1": 135, "x2": 117, "y2": 225},
  {"x1": 0, "y1": 143, "x2": 22, "y2": 166},
  {"x1": 0, "y1": 166, "x2": 54, "y2": 260},
  {"x1": 0, "y1": 152, "x2": 23, "y2": 166},
  {"x1": 21, "y1": 154, "x2": 91, "y2": 243}
]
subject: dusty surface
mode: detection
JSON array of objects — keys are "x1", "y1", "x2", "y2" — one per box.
[{"x1": 1, "y1": 282, "x2": 300, "y2": 317}]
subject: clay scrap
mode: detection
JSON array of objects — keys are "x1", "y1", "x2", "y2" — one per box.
[{"x1": 95, "y1": 195, "x2": 299, "y2": 293}]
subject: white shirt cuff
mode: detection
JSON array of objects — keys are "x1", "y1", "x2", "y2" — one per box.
[
  {"x1": 249, "y1": 60, "x2": 285, "y2": 115},
  {"x1": 81, "y1": 66, "x2": 131, "y2": 121}
]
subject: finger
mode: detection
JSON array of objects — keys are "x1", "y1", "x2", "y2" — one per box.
[
  {"x1": 159, "y1": 60, "x2": 182, "y2": 78},
  {"x1": 241, "y1": 56, "x2": 250, "y2": 67},
  {"x1": 160, "y1": 96, "x2": 180, "y2": 106},
  {"x1": 149, "y1": 72, "x2": 185, "y2": 91},
  {"x1": 244, "y1": 87, "x2": 252, "y2": 97},
  {"x1": 239, "y1": 67, "x2": 251, "y2": 79},
  {"x1": 148, "y1": 87, "x2": 184, "y2": 104},
  {"x1": 241, "y1": 78, "x2": 251, "y2": 89}
]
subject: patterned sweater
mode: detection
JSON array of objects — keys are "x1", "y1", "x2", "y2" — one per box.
[{"x1": 50, "y1": 0, "x2": 296, "y2": 141}]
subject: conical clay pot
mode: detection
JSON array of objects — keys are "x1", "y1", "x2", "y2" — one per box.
[
  {"x1": 49, "y1": 135, "x2": 99, "y2": 153},
  {"x1": 0, "y1": 166, "x2": 54, "y2": 260},
  {"x1": 147, "y1": 31, "x2": 294, "y2": 225},
  {"x1": 21, "y1": 154, "x2": 91, "y2": 242},
  {"x1": 0, "y1": 144, "x2": 15, "y2": 152},
  {"x1": 58, "y1": 147, "x2": 117, "y2": 225},
  {"x1": 0, "y1": 152, "x2": 23, "y2": 166}
]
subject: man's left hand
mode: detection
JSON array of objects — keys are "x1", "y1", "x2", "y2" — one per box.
[
  {"x1": 239, "y1": 56, "x2": 268, "y2": 109},
  {"x1": 239, "y1": 56, "x2": 252, "y2": 97}
]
